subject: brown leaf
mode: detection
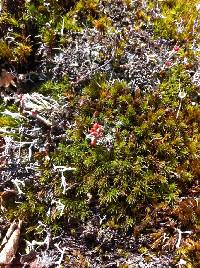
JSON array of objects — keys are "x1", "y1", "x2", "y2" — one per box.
[
  {"x1": 0, "y1": 190, "x2": 17, "y2": 212},
  {"x1": 0, "y1": 70, "x2": 16, "y2": 88},
  {"x1": 0, "y1": 190, "x2": 17, "y2": 200},
  {"x1": 0, "y1": 220, "x2": 22, "y2": 265}
]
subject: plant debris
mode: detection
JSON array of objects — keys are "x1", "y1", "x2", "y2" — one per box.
[{"x1": 0, "y1": 219, "x2": 22, "y2": 266}]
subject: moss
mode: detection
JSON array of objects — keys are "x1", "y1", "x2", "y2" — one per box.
[
  {"x1": 151, "y1": 0, "x2": 200, "y2": 41},
  {"x1": 0, "y1": 115, "x2": 18, "y2": 128},
  {"x1": 93, "y1": 15, "x2": 113, "y2": 33},
  {"x1": 0, "y1": 12, "x2": 19, "y2": 28},
  {"x1": 40, "y1": 73, "x2": 198, "y2": 229},
  {"x1": 176, "y1": 236, "x2": 200, "y2": 267},
  {"x1": 59, "y1": 14, "x2": 82, "y2": 33},
  {"x1": 35, "y1": 77, "x2": 71, "y2": 99},
  {"x1": 0, "y1": 41, "x2": 14, "y2": 61},
  {"x1": 14, "y1": 42, "x2": 32, "y2": 62}
]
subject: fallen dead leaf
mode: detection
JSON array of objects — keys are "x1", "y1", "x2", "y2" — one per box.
[
  {"x1": 0, "y1": 70, "x2": 16, "y2": 88},
  {"x1": 0, "y1": 190, "x2": 17, "y2": 211}
]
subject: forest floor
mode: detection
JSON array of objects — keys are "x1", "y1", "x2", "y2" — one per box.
[{"x1": 0, "y1": 0, "x2": 199, "y2": 267}]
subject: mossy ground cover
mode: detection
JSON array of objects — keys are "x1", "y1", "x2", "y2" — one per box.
[{"x1": 0, "y1": 0, "x2": 200, "y2": 267}]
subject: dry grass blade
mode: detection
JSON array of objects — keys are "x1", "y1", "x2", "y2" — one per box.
[{"x1": 0, "y1": 220, "x2": 22, "y2": 265}]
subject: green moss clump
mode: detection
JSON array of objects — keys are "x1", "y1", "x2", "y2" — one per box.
[
  {"x1": 47, "y1": 69, "x2": 199, "y2": 229},
  {"x1": 0, "y1": 40, "x2": 14, "y2": 61},
  {"x1": 36, "y1": 77, "x2": 71, "y2": 99},
  {"x1": 0, "y1": 11, "x2": 19, "y2": 30},
  {"x1": 0, "y1": 115, "x2": 18, "y2": 128},
  {"x1": 151, "y1": 0, "x2": 200, "y2": 41}
]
